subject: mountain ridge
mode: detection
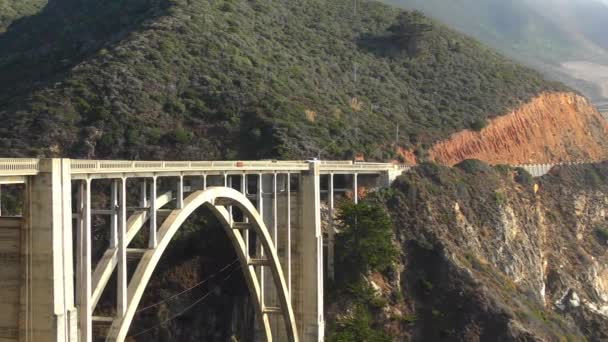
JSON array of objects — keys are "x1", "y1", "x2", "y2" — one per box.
[
  {"x1": 384, "y1": 0, "x2": 608, "y2": 105},
  {"x1": 0, "y1": 0, "x2": 568, "y2": 162}
]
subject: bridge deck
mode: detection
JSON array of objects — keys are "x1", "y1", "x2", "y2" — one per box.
[
  {"x1": 0, "y1": 159, "x2": 409, "y2": 182},
  {"x1": 0, "y1": 158, "x2": 594, "y2": 183}
]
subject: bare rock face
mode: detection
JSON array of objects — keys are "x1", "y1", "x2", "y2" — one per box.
[
  {"x1": 428, "y1": 92, "x2": 608, "y2": 165},
  {"x1": 370, "y1": 162, "x2": 608, "y2": 341}
]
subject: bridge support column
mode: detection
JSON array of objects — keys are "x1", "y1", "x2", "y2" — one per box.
[
  {"x1": 382, "y1": 169, "x2": 405, "y2": 187},
  {"x1": 300, "y1": 161, "x2": 324, "y2": 342},
  {"x1": 327, "y1": 173, "x2": 335, "y2": 281},
  {"x1": 23, "y1": 158, "x2": 77, "y2": 342}
]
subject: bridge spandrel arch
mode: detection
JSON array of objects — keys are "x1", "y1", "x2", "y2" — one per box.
[{"x1": 105, "y1": 187, "x2": 298, "y2": 342}]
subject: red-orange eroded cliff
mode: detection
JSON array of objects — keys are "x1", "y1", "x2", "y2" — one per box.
[{"x1": 429, "y1": 92, "x2": 608, "y2": 165}]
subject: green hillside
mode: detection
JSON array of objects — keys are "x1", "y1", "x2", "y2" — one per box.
[
  {"x1": 384, "y1": 0, "x2": 585, "y2": 63},
  {"x1": 0, "y1": 0, "x2": 566, "y2": 160},
  {"x1": 0, "y1": 0, "x2": 46, "y2": 32},
  {"x1": 384, "y1": 0, "x2": 608, "y2": 103}
]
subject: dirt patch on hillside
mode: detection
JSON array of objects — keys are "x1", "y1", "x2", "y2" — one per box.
[{"x1": 428, "y1": 92, "x2": 608, "y2": 165}]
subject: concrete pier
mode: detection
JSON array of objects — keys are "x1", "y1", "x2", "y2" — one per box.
[
  {"x1": 24, "y1": 159, "x2": 77, "y2": 342},
  {"x1": 0, "y1": 217, "x2": 22, "y2": 342},
  {"x1": 299, "y1": 161, "x2": 324, "y2": 342}
]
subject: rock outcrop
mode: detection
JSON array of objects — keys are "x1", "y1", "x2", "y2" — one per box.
[
  {"x1": 429, "y1": 92, "x2": 608, "y2": 165},
  {"x1": 327, "y1": 162, "x2": 608, "y2": 341}
]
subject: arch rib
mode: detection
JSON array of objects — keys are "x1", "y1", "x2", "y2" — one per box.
[
  {"x1": 105, "y1": 187, "x2": 298, "y2": 342},
  {"x1": 91, "y1": 191, "x2": 173, "y2": 309}
]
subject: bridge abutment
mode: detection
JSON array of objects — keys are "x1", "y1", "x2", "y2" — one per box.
[
  {"x1": 0, "y1": 217, "x2": 22, "y2": 342},
  {"x1": 23, "y1": 159, "x2": 77, "y2": 342}
]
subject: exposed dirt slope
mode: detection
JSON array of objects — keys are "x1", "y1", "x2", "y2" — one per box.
[{"x1": 429, "y1": 92, "x2": 608, "y2": 165}]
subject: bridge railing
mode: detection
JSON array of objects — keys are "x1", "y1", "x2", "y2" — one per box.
[
  {"x1": 320, "y1": 162, "x2": 410, "y2": 171},
  {"x1": 69, "y1": 159, "x2": 312, "y2": 175},
  {"x1": 0, "y1": 158, "x2": 40, "y2": 175},
  {"x1": 0, "y1": 158, "x2": 597, "y2": 178}
]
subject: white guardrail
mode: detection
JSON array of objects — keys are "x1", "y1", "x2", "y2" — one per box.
[
  {"x1": 0, "y1": 159, "x2": 410, "y2": 178},
  {"x1": 0, "y1": 158, "x2": 40, "y2": 175},
  {"x1": 70, "y1": 160, "x2": 309, "y2": 174},
  {"x1": 0, "y1": 158, "x2": 596, "y2": 179}
]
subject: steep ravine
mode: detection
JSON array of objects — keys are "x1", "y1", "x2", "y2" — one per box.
[{"x1": 428, "y1": 92, "x2": 608, "y2": 165}]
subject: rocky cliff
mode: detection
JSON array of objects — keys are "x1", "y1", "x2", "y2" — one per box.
[
  {"x1": 327, "y1": 161, "x2": 608, "y2": 341},
  {"x1": 428, "y1": 92, "x2": 608, "y2": 165}
]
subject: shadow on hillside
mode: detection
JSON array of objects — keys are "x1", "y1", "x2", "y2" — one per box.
[
  {"x1": 0, "y1": 0, "x2": 172, "y2": 101},
  {"x1": 357, "y1": 32, "x2": 418, "y2": 59}
]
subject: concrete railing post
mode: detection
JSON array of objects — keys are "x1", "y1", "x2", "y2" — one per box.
[
  {"x1": 176, "y1": 175, "x2": 184, "y2": 209},
  {"x1": 300, "y1": 161, "x2": 324, "y2": 342},
  {"x1": 149, "y1": 176, "x2": 157, "y2": 248},
  {"x1": 23, "y1": 158, "x2": 77, "y2": 341},
  {"x1": 241, "y1": 174, "x2": 249, "y2": 257}
]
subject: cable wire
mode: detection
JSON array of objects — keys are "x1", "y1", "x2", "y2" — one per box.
[
  {"x1": 135, "y1": 258, "x2": 239, "y2": 313},
  {"x1": 130, "y1": 288, "x2": 214, "y2": 338},
  {"x1": 129, "y1": 266, "x2": 240, "y2": 339}
]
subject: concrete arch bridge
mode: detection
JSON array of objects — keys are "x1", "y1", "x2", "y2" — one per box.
[{"x1": 0, "y1": 159, "x2": 408, "y2": 342}]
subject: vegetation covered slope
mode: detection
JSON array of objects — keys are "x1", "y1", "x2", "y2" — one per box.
[
  {"x1": 0, "y1": 0, "x2": 45, "y2": 32},
  {"x1": 384, "y1": 0, "x2": 608, "y2": 104},
  {"x1": 0, "y1": 0, "x2": 567, "y2": 160}
]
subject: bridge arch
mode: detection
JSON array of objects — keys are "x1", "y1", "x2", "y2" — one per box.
[{"x1": 105, "y1": 187, "x2": 298, "y2": 342}]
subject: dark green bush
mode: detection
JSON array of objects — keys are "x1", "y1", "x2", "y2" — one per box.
[
  {"x1": 515, "y1": 167, "x2": 534, "y2": 185},
  {"x1": 494, "y1": 164, "x2": 512, "y2": 175},
  {"x1": 326, "y1": 305, "x2": 391, "y2": 342},
  {"x1": 470, "y1": 117, "x2": 488, "y2": 131},
  {"x1": 456, "y1": 159, "x2": 493, "y2": 174},
  {"x1": 584, "y1": 169, "x2": 603, "y2": 187},
  {"x1": 171, "y1": 127, "x2": 192, "y2": 144},
  {"x1": 595, "y1": 226, "x2": 608, "y2": 242}
]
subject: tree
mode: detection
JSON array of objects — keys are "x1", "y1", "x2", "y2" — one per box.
[
  {"x1": 387, "y1": 11, "x2": 434, "y2": 55},
  {"x1": 335, "y1": 201, "x2": 397, "y2": 283}
]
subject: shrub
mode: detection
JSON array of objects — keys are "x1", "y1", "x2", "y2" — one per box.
[
  {"x1": 456, "y1": 159, "x2": 493, "y2": 174},
  {"x1": 470, "y1": 117, "x2": 488, "y2": 131},
  {"x1": 595, "y1": 226, "x2": 608, "y2": 242},
  {"x1": 515, "y1": 167, "x2": 534, "y2": 185},
  {"x1": 494, "y1": 164, "x2": 512, "y2": 175},
  {"x1": 171, "y1": 127, "x2": 192, "y2": 144},
  {"x1": 326, "y1": 305, "x2": 391, "y2": 342},
  {"x1": 495, "y1": 191, "x2": 506, "y2": 205},
  {"x1": 584, "y1": 169, "x2": 603, "y2": 187},
  {"x1": 401, "y1": 313, "x2": 418, "y2": 324}
]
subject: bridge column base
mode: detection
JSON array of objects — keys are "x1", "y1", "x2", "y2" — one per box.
[
  {"x1": 21, "y1": 159, "x2": 77, "y2": 342},
  {"x1": 299, "y1": 161, "x2": 324, "y2": 342}
]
